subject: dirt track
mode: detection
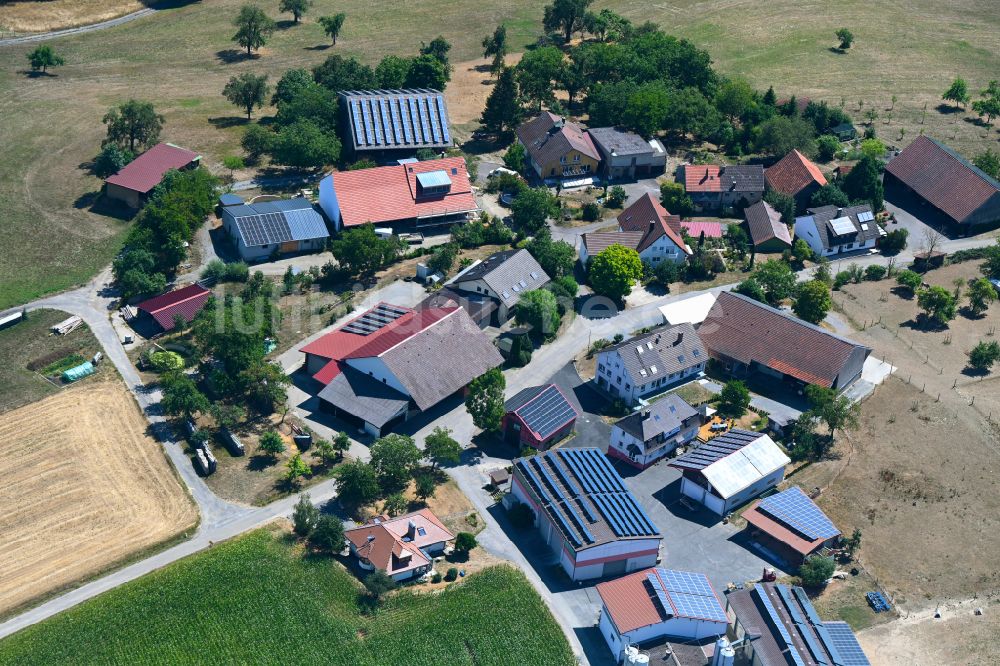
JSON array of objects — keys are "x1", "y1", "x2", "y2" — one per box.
[{"x1": 0, "y1": 379, "x2": 196, "y2": 615}]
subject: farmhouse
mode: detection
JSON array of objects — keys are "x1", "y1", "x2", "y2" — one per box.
[
  {"x1": 131, "y1": 283, "x2": 211, "y2": 336},
  {"x1": 608, "y1": 394, "x2": 699, "y2": 469},
  {"x1": 104, "y1": 142, "x2": 200, "y2": 209},
  {"x1": 698, "y1": 291, "x2": 871, "y2": 392},
  {"x1": 679, "y1": 164, "x2": 765, "y2": 213},
  {"x1": 580, "y1": 193, "x2": 691, "y2": 265},
  {"x1": 743, "y1": 200, "x2": 792, "y2": 252},
  {"x1": 669, "y1": 429, "x2": 790, "y2": 516},
  {"x1": 509, "y1": 447, "x2": 662, "y2": 581},
  {"x1": 764, "y1": 149, "x2": 828, "y2": 212},
  {"x1": 220, "y1": 197, "x2": 330, "y2": 261},
  {"x1": 594, "y1": 323, "x2": 707, "y2": 406},
  {"x1": 587, "y1": 126, "x2": 667, "y2": 181},
  {"x1": 794, "y1": 204, "x2": 881, "y2": 257},
  {"x1": 318, "y1": 157, "x2": 478, "y2": 231},
  {"x1": 726, "y1": 583, "x2": 871, "y2": 666},
  {"x1": 884, "y1": 135, "x2": 1000, "y2": 227},
  {"x1": 742, "y1": 486, "x2": 842, "y2": 566},
  {"x1": 338, "y1": 89, "x2": 452, "y2": 158},
  {"x1": 516, "y1": 112, "x2": 601, "y2": 182},
  {"x1": 344, "y1": 509, "x2": 453, "y2": 582},
  {"x1": 301, "y1": 302, "x2": 503, "y2": 436},
  {"x1": 447, "y1": 248, "x2": 550, "y2": 324},
  {"x1": 502, "y1": 384, "x2": 578, "y2": 450},
  {"x1": 596, "y1": 567, "x2": 728, "y2": 662}
]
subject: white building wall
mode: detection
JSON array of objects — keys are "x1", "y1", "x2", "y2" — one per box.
[
  {"x1": 721, "y1": 467, "x2": 786, "y2": 514},
  {"x1": 595, "y1": 350, "x2": 706, "y2": 406},
  {"x1": 793, "y1": 216, "x2": 824, "y2": 256},
  {"x1": 638, "y1": 234, "x2": 687, "y2": 265},
  {"x1": 343, "y1": 356, "x2": 410, "y2": 397},
  {"x1": 599, "y1": 607, "x2": 624, "y2": 661},
  {"x1": 681, "y1": 477, "x2": 726, "y2": 515}
]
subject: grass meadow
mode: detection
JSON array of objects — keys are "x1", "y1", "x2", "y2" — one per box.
[
  {"x1": 0, "y1": 0, "x2": 996, "y2": 309},
  {"x1": 0, "y1": 528, "x2": 575, "y2": 665}
]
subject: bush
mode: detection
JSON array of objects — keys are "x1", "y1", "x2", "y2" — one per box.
[
  {"x1": 605, "y1": 185, "x2": 627, "y2": 208},
  {"x1": 444, "y1": 567, "x2": 459, "y2": 582},
  {"x1": 895, "y1": 269, "x2": 922, "y2": 294},
  {"x1": 431, "y1": 572, "x2": 443, "y2": 583},
  {"x1": 581, "y1": 202, "x2": 600, "y2": 221},
  {"x1": 816, "y1": 134, "x2": 840, "y2": 162},
  {"x1": 863, "y1": 265, "x2": 887, "y2": 281},
  {"x1": 454, "y1": 532, "x2": 477, "y2": 555},
  {"x1": 149, "y1": 351, "x2": 185, "y2": 373},
  {"x1": 880, "y1": 228, "x2": 908, "y2": 255},
  {"x1": 967, "y1": 340, "x2": 1000, "y2": 371},
  {"x1": 799, "y1": 555, "x2": 836, "y2": 587}
]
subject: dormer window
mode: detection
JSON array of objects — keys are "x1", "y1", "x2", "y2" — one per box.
[{"x1": 415, "y1": 170, "x2": 452, "y2": 198}]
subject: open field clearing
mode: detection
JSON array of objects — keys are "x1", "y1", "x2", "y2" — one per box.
[
  {"x1": 0, "y1": 1, "x2": 144, "y2": 35},
  {"x1": 0, "y1": 0, "x2": 997, "y2": 309},
  {"x1": 0, "y1": 308, "x2": 106, "y2": 413},
  {"x1": 0, "y1": 528, "x2": 574, "y2": 665},
  {"x1": 0, "y1": 378, "x2": 197, "y2": 617}
]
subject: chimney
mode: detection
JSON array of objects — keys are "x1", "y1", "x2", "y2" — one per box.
[
  {"x1": 366, "y1": 534, "x2": 375, "y2": 543},
  {"x1": 641, "y1": 410, "x2": 651, "y2": 421},
  {"x1": 648, "y1": 220, "x2": 657, "y2": 236},
  {"x1": 407, "y1": 520, "x2": 417, "y2": 540},
  {"x1": 674, "y1": 331, "x2": 684, "y2": 346},
  {"x1": 655, "y1": 334, "x2": 661, "y2": 344}
]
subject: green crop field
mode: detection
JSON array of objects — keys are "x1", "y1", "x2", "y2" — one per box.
[
  {"x1": 0, "y1": 528, "x2": 575, "y2": 665},
  {"x1": 0, "y1": 0, "x2": 996, "y2": 309}
]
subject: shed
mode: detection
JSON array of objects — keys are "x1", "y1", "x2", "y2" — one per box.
[
  {"x1": 502, "y1": 384, "x2": 578, "y2": 450},
  {"x1": 105, "y1": 143, "x2": 200, "y2": 209},
  {"x1": 133, "y1": 283, "x2": 212, "y2": 336}
]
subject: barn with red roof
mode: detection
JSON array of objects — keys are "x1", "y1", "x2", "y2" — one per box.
[
  {"x1": 318, "y1": 157, "x2": 478, "y2": 231},
  {"x1": 301, "y1": 302, "x2": 503, "y2": 436},
  {"x1": 105, "y1": 143, "x2": 200, "y2": 209},
  {"x1": 764, "y1": 149, "x2": 827, "y2": 212},
  {"x1": 132, "y1": 283, "x2": 211, "y2": 336}
]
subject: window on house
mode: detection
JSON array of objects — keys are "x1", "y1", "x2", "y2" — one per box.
[
  {"x1": 573, "y1": 154, "x2": 580, "y2": 162},
  {"x1": 598, "y1": 363, "x2": 605, "y2": 372},
  {"x1": 560, "y1": 155, "x2": 567, "y2": 164},
  {"x1": 616, "y1": 377, "x2": 622, "y2": 385},
  {"x1": 625, "y1": 383, "x2": 630, "y2": 391}
]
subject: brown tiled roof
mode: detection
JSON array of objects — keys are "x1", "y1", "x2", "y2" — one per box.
[
  {"x1": 744, "y1": 200, "x2": 792, "y2": 247},
  {"x1": 683, "y1": 165, "x2": 764, "y2": 194},
  {"x1": 616, "y1": 193, "x2": 691, "y2": 255},
  {"x1": 516, "y1": 112, "x2": 600, "y2": 167},
  {"x1": 106, "y1": 143, "x2": 199, "y2": 194},
  {"x1": 582, "y1": 231, "x2": 645, "y2": 255},
  {"x1": 764, "y1": 150, "x2": 827, "y2": 196},
  {"x1": 345, "y1": 509, "x2": 453, "y2": 576},
  {"x1": 597, "y1": 568, "x2": 726, "y2": 634},
  {"x1": 698, "y1": 292, "x2": 869, "y2": 388},
  {"x1": 885, "y1": 135, "x2": 1000, "y2": 224},
  {"x1": 135, "y1": 283, "x2": 211, "y2": 331}
]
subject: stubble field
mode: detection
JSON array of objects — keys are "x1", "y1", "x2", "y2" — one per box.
[{"x1": 0, "y1": 378, "x2": 197, "y2": 617}]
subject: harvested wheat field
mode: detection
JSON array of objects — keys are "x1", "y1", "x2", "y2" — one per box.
[
  {"x1": 0, "y1": 378, "x2": 196, "y2": 616},
  {"x1": 0, "y1": 0, "x2": 143, "y2": 34}
]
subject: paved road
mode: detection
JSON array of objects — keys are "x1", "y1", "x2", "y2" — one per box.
[{"x1": 0, "y1": 8, "x2": 157, "y2": 47}]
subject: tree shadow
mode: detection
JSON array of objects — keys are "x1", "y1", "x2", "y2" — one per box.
[
  {"x1": 216, "y1": 49, "x2": 253, "y2": 64},
  {"x1": 247, "y1": 454, "x2": 277, "y2": 471},
  {"x1": 889, "y1": 286, "x2": 915, "y2": 300},
  {"x1": 304, "y1": 43, "x2": 331, "y2": 51},
  {"x1": 22, "y1": 70, "x2": 57, "y2": 78},
  {"x1": 208, "y1": 116, "x2": 249, "y2": 129},
  {"x1": 935, "y1": 103, "x2": 963, "y2": 115},
  {"x1": 961, "y1": 365, "x2": 989, "y2": 378},
  {"x1": 275, "y1": 19, "x2": 297, "y2": 30},
  {"x1": 960, "y1": 305, "x2": 987, "y2": 320},
  {"x1": 827, "y1": 47, "x2": 847, "y2": 55}
]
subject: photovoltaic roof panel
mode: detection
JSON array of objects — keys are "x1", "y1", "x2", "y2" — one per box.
[
  {"x1": 342, "y1": 303, "x2": 409, "y2": 335},
  {"x1": 436, "y1": 96, "x2": 451, "y2": 144},
  {"x1": 822, "y1": 622, "x2": 870, "y2": 666},
  {"x1": 829, "y1": 216, "x2": 856, "y2": 236},
  {"x1": 651, "y1": 569, "x2": 727, "y2": 623},
  {"x1": 756, "y1": 588, "x2": 807, "y2": 666},
  {"x1": 516, "y1": 385, "x2": 576, "y2": 439},
  {"x1": 759, "y1": 487, "x2": 840, "y2": 540},
  {"x1": 856, "y1": 210, "x2": 874, "y2": 223}
]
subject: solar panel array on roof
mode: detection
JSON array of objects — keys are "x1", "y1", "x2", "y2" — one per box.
[
  {"x1": 514, "y1": 385, "x2": 577, "y2": 439},
  {"x1": 828, "y1": 216, "x2": 857, "y2": 236},
  {"x1": 342, "y1": 303, "x2": 410, "y2": 335},
  {"x1": 234, "y1": 211, "x2": 292, "y2": 247},
  {"x1": 856, "y1": 210, "x2": 874, "y2": 223},
  {"x1": 649, "y1": 569, "x2": 728, "y2": 623},
  {"x1": 755, "y1": 587, "x2": 808, "y2": 666},
  {"x1": 343, "y1": 90, "x2": 452, "y2": 150},
  {"x1": 670, "y1": 429, "x2": 761, "y2": 470},
  {"x1": 759, "y1": 487, "x2": 840, "y2": 540},
  {"x1": 823, "y1": 622, "x2": 871, "y2": 666}
]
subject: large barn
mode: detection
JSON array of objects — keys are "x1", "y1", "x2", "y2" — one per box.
[
  {"x1": 338, "y1": 89, "x2": 452, "y2": 158},
  {"x1": 884, "y1": 135, "x2": 1000, "y2": 227}
]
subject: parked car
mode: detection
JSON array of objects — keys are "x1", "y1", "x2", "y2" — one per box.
[
  {"x1": 499, "y1": 192, "x2": 517, "y2": 207},
  {"x1": 488, "y1": 167, "x2": 518, "y2": 179}
]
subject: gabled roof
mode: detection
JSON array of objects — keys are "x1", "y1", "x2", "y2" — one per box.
[
  {"x1": 302, "y1": 303, "x2": 417, "y2": 361},
  {"x1": 744, "y1": 200, "x2": 792, "y2": 247},
  {"x1": 743, "y1": 486, "x2": 841, "y2": 557},
  {"x1": 339, "y1": 89, "x2": 452, "y2": 151},
  {"x1": 669, "y1": 429, "x2": 789, "y2": 499},
  {"x1": 135, "y1": 283, "x2": 211, "y2": 331},
  {"x1": 599, "y1": 323, "x2": 707, "y2": 387},
  {"x1": 698, "y1": 291, "x2": 870, "y2": 388},
  {"x1": 377, "y1": 308, "x2": 505, "y2": 410},
  {"x1": 797, "y1": 204, "x2": 879, "y2": 250},
  {"x1": 581, "y1": 231, "x2": 646, "y2": 256},
  {"x1": 598, "y1": 568, "x2": 727, "y2": 635},
  {"x1": 451, "y1": 249, "x2": 550, "y2": 307},
  {"x1": 681, "y1": 220, "x2": 725, "y2": 239},
  {"x1": 615, "y1": 193, "x2": 691, "y2": 255},
  {"x1": 513, "y1": 448, "x2": 661, "y2": 552},
  {"x1": 328, "y1": 157, "x2": 478, "y2": 227},
  {"x1": 614, "y1": 393, "x2": 697, "y2": 442},
  {"x1": 106, "y1": 143, "x2": 200, "y2": 194},
  {"x1": 765, "y1": 149, "x2": 827, "y2": 196},
  {"x1": 345, "y1": 509, "x2": 453, "y2": 576},
  {"x1": 587, "y1": 127, "x2": 660, "y2": 157},
  {"x1": 516, "y1": 112, "x2": 600, "y2": 166},
  {"x1": 505, "y1": 384, "x2": 578, "y2": 441},
  {"x1": 885, "y1": 135, "x2": 1000, "y2": 224},
  {"x1": 683, "y1": 164, "x2": 764, "y2": 194},
  {"x1": 225, "y1": 197, "x2": 329, "y2": 247},
  {"x1": 316, "y1": 365, "x2": 409, "y2": 428}
]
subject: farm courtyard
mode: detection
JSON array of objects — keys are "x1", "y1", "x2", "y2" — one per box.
[
  {"x1": 0, "y1": 378, "x2": 197, "y2": 618},
  {"x1": 0, "y1": 0, "x2": 998, "y2": 308}
]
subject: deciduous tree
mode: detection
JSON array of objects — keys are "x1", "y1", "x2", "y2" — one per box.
[
  {"x1": 330, "y1": 224, "x2": 404, "y2": 276},
  {"x1": 258, "y1": 430, "x2": 286, "y2": 458},
  {"x1": 318, "y1": 13, "x2": 347, "y2": 45},
  {"x1": 335, "y1": 460, "x2": 380, "y2": 510},
  {"x1": 309, "y1": 514, "x2": 346, "y2": 553},
  {"x1": 27, "y1": 45, "x2": 65, "y2": 73},
  {"x1": 223, "y1": 72, "x2": 270, "y2": 119},
  {"x1": 942, "y1": 77, "x2": 970, "y2": 109},
  {"x1": 588, "y1": 244, "x2": 642, "y2": 301},
  {"x1": 511, "y1": 187, "x2": 558, "y2": 235},
  {"x1": 370, "y1": 434, "x2": 422, "y2": 495},
  {"x1": 967, "y1": 278, "x2": 996, "y2": 316},
  {"x1": 793, "y1": 280, "x2": 832, "y2": 324},
  {"x1": 543, "y1": 0, "x2": 594, "y2": 42},
  {"x1": 285, "y1": 453, "x2": 311, "y2": 486},
  {"x1": 292, "y1": 494, "x2": 319, "y2": 536},
  {"x1": 515, "y1": 289, "x2": 561, "y2": 339},
  {"x1": 917, "y1": 285, "x2": 957, "y2": 326},
  {"x1": 526, "y1": 228, "x2": 575, "y2": 278},
  {"x1": 424, "y1": 427, "x2": 462, "y2": 468},
  {"x1": 382, "y1": 492, "x2": 408, "y2": 517},
  {"x1": 799, "y1": 555, "x2": 835, "y2": 587},
  {"x1": 752, "y1": 259, "x2": 797, "y2": 305},
  {"x1": 232, "y1": 5, "x2": 276, "y2": 57},
  {"x1": 718, "y1": 380, "x2": 751, "y2": 418},
  {"x1": 103, "y1": 100, "x2": 164, "y2": 152},
  {"x1": 974, "y1": 149, "x2": 1000, "y2": 179},
  {"x1": 659, "y1": 181, "x2": 694, "y2": 217},
  {"x1": 835, "y1": 28, "x2": 854, "y2": 50},
  {"x1": 968, "y1": 340, "x2": 1000, "y2": 372},
  {"x1": 482, "y1": 24, "x2": 508, "y2": 76},
  {"x1": 279, "y1": 0, "x2": 312, "y2": 23},
  {"x1": 465, "y1": 367, "x2": 505, "y2": 432},
  {"x1": 160, "y1": 372, "x2": 209, "y2": 419}
]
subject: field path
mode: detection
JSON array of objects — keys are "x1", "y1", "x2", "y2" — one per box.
[{"x1": 0, "y1": 7, "x2": 156, "y2": 47}]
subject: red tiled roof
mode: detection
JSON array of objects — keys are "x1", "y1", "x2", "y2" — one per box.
[
  {"x1": 345, "y1": 509, "x2": 453, "y2": 577},
  {"x1": 597, "y1": 569, "x2": 662, "y2": 634},
  {"x1": 330, "y1": 157, "x2": 478, "y2": 227},
  {"x1": 301, "y1": 303, "x2": 417, "y2": 360},
  {"x1": 681, "y1": 221, "x2": 725, "y2": 239},
  {"x1": 106, "y1": 143, "x2": 199, "y2": 194},
  {"x1": 764, "y1": 149, "x2": 827, "y2": 196},
  {"x1": 885, "y1": 135, "x2": 1000, "y2": 224},
  {"x1": 135, "y1": 283, "x2": 210, "y2": 331},
  {"x1": 699, "y1": 291, "x2": 869, "y2": 388},
  {"x1": 617, "y1": 193, "x2": 692, "y2": 255},
  {"x1": 743, "y1": 501, "x2": 824, "y2": 557},
  {"x1": 683, "y1": 165, "x2": 723, "y2": 192}
]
